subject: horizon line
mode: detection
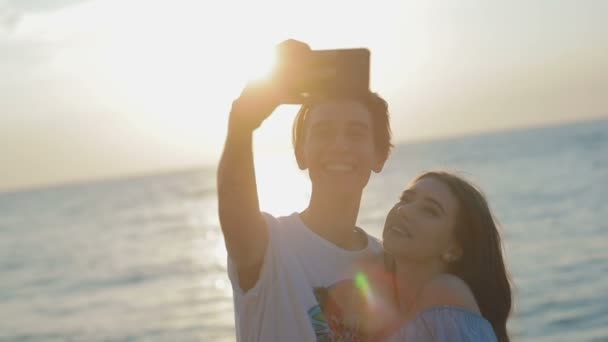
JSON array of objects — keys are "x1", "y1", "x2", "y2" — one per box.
[{"x1": 2, "y1": 115, "x2": 605, "y2": 195}]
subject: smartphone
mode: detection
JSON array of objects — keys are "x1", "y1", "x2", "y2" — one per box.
[{"x1": 276, "y1": 48, "x2": 370, "y2": 104}]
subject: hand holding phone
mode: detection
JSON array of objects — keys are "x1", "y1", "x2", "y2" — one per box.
[
  {"x1": 229, "y1": 40, "x2": 313, "y2": 132},
  {"x1": 229, "y1": 40, "x2": 371, "y2": 133}
]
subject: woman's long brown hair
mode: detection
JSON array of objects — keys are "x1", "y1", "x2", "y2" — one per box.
[{"x1": 413, "y1": 171, "x2": 512, "y2": 341}]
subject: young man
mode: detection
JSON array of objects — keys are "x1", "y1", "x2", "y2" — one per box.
[{"x1": 217, "y1": 40, "x2": 393, "y2": 341}]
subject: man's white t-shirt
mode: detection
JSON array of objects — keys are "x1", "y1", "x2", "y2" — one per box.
[{"x1": 227, "y1": 212, "x2": 383, "y2": 341}]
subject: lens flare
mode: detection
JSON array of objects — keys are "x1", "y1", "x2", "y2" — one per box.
[{"x1": 355, "y1": 271, "x2": 371, "y2": 295}]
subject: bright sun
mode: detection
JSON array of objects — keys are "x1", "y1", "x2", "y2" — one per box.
[
  {"x1": 86, "y1": 1, "x2": 306, "y2": 215},
  {"x1": 95, "y1": 33, "x2": 278, "y2": 120},
  {"x1": 43, "y1": 1, "x2": 404, "y2": 209},
  {"x1": 76, "y1": 0, "x2": 285, "y2": 155}
]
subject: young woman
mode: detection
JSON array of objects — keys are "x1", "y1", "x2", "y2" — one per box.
[{"x1": 379, "y1": 171, "x2": 512, "y2": 341}]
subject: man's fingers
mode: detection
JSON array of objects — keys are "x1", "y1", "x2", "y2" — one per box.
[
  {"x1": 276, "y1": 39, "x2": 311, "y2": 54},
  {"x1": 276, "y1": 39, "x2": 311, "y2": 67}
]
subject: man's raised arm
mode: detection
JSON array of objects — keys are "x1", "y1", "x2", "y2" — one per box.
[
  {"x1": 217, "y1": 40, "x2": 311, "y2": 290},
  {"x1": 217, "y1": 82, "x2": 280, "y2": 291}
]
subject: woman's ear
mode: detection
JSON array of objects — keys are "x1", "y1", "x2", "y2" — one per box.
[{"x1": 442, "y1": 243, "x2": 463, "y2": 263}]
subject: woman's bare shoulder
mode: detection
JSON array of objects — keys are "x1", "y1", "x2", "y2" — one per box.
[{"x1": 415, "y1": 273, "x2": 480, "y2": 314}]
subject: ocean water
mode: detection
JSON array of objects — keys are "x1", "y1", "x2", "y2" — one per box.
[{"x1": 1, "y1": 119, "x2": 607, "y2": 341}]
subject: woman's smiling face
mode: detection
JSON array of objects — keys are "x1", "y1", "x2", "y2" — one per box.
[{"x1": 382, "y1": 176, "x2": 461, "y2": 263}]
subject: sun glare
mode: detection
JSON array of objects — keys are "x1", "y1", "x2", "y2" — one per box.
[
  {"x1": 29, "y1": 0, "x2": 413, "y2": 174},
  {"x1": 254, "y1": 152, "x2": 310, "y2": 216},
  {"x1": 242, "y1": 49, "x2": 278, "y2": 83},
  {"x1": 62, "y1": 1, "x2": 285, "y2": 155}
]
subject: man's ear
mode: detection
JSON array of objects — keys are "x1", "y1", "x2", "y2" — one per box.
[
  {"x1": 372, "y1": 152, "x2": 387, "y2": 173},
  {"x1": 295, "y1": 145, "x2": 307, "y2": 170}
]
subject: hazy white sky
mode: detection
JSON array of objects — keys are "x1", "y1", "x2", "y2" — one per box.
[{"x1": 1, "y1": 0, "x2": 607, "y2": 191}]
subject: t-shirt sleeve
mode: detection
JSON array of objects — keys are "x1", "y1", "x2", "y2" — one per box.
[
  {"x1": 395, "y1": 307, "x2": 498, "y2": 342},
  {"x1": 226, "y1": 213, "x2": 285, "y2": 341},
  {"x1": 226, "y1": 212, "x2": 280, "y2": 300}
]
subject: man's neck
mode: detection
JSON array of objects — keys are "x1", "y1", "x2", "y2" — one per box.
[{"x1": 299, "y1": 188, "x2": 365, "y2": 251}]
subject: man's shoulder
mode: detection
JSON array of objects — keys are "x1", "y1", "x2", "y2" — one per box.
[
  {"x1": 261, "y1": 211, "x2": 300, "y2": 229},
  {"x1": 261, "y1": 212, "x2": 310, "y2": 245},
  {"x1": 365, "y1": 232, "x2": 383, "y2": 254}
]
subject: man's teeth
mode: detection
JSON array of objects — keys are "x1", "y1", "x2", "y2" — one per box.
[{"x1": 325, "y1": 163, "x2": 354, "y2": 172}]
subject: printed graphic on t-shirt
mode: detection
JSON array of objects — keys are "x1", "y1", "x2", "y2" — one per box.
[{"x1": 307, "y1": 279, "x2": 369, "y2": 341}]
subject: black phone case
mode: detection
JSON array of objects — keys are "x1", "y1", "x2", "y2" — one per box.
[{"x1": 280, "y1": 48, "x2": 370, "y2": 104}]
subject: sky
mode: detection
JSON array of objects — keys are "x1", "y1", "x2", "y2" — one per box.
[{"x1": 1, "y1": 0, "x2": 607, "y2": 192}]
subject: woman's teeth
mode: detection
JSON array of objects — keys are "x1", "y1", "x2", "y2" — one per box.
[{"x1": 390, "y1": 225, "x2": 411, "y2": 237}]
